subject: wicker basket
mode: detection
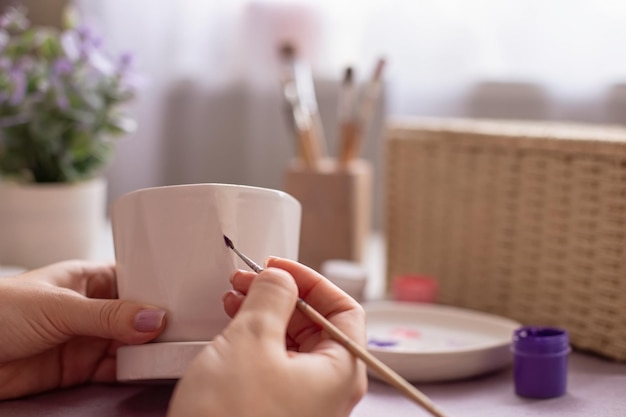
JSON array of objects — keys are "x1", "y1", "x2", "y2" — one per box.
[{"x1": 385, "y1": 117, "x2": 626, "y2": 361}]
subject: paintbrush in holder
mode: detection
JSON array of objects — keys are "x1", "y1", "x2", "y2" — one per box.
[{"x1": 279, "y1": 57, "x2": 385, "y2": 271}]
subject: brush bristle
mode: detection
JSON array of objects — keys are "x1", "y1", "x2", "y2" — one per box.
[
  {"x1": 223, "y1": 235, "x2": 234, "y2": 249},
  {"x1": 343, "y1": 66, "x2": 353, "y2": 84},
  {"x1": 373, "y1": 57, "x2": 386, "y2": 80},
  {"x1": 279, "y1": 42, "x2": 296, "y2": 59}
]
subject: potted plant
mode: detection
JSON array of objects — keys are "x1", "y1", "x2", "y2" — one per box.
[{"x1": 0, "y1": 6, "x2": 139, "y2": 268}]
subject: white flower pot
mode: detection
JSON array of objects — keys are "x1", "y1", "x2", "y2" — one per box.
[{"x1": 0, "y1": 177, "x2": 106, "y2": 269}]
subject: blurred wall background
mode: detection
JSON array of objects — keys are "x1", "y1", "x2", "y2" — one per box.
[
  {"x1": 0, "y1": 0, "x2": 67, "y2": 26},
  {"x1": 5, "y1": 0, "x2": 626, "y2": 230}
]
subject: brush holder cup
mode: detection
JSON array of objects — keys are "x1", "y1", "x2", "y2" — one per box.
[
  {"x1": 284, "y1": 158, "x2": 372, "y2": 272},
  {"x1": 111, "y1": 183, "x2": 301, "y2": 381}
]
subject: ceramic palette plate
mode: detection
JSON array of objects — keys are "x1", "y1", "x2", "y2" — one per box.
[{"x1": 364, "y1": 301, "x2": 521, "y2": 382}]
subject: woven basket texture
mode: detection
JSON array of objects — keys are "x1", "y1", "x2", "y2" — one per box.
[{"x1": 385, "y1": 117, "x2": 626, "y2": 361}]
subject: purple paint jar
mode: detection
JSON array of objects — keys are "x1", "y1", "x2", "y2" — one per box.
[{"x1": 512, "y1": 326, "x2": 571, "y2": 399}]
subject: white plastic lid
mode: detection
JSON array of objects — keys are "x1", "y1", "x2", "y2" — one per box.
[{"x1": 320, "y1": 259, "x2": 367, "y2": 302}]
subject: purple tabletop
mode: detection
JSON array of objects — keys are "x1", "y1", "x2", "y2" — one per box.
[{"x1": 2, "y1": 352, "x2": 625, "y2": 416}]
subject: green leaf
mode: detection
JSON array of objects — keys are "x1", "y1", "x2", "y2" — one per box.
[
  {"x1": 37, "y1": 32, "x2": 62, "y2": 60},
  {"x1": 105, "y1": 114, "x2": 137, "y2": 135}
]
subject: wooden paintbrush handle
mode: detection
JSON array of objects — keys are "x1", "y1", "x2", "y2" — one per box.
[
  {"x1": 295, "y1": 298, "x2": 449, "y2": 417},
  {"x1": 338, "y1": 121, "x2": 362, "y2": 167},
  {"x1": 293, "y1": 106, "x2": 321, "y2": 169},
  {"x1": 297, "y1": 128, "x2": 319, "y2": 169},
  {"x1": 310, "y1": 110, "x2": 328, "y2": 158}
]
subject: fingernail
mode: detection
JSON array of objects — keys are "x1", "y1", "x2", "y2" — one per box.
[
  {"x1": 229, "y1": 269, "x2": 246, "y2": 283},
  {"x1": 264, "y1": 256, "x2": 280, "y2": 268},
  {"x1": 134, "y1": 309, "x2": 166, "y2": 332},
  {"x1": 222, "y1": 289, "x2": 243, "y2": 303}
]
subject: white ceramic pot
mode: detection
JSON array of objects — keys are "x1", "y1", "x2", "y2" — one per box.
[
  {"x1": 111, "y1": 183, "x2": 302, "y2": 343},
  {"x1": 0, "y1": 177, "x2": 107, "y2": 269},
  {"x1": 112, "y1": 183, "x2": 302, "y2": 382}
]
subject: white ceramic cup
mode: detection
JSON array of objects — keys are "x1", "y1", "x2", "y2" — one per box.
[{"x1": 111, "y1": 183, "x2": 301, "y2": 342}]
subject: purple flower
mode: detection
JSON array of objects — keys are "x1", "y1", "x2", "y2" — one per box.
[
  {"x1": 0, "y1": 57, "x2": 11, "y2": 70},
  {"x1": 122, "y1": 71, "x2": 147, "y2": 91},
  {"x1": 61, "y1": 26, "x2": 102, "y2": 62},
  {"x1": 54, "y1": 90, "x2": 69, "y2": 110},
  {"x1": 50, "y1": 59, "x2": 73, "y2": 110},
  {"x1": 117, "y1": 52, "x2": 134, "y2": 73},
  {"x1": 8, "y1": 66, "x2": 26, "y2": 105},
  {"x1": 52, "y1": 58, "x2": 73, "y2": 76},
  {"x1": 0, "y1": 7, "x2": 28, "y2": 33},
  {"x1": 60, "y1": 31, "x2": 80, "y2": 61},
  {"x1": 87, "y1": 50, "x2": 115, "y2": 76},
  {"x1": 114, "y1": 52, "x2": 146, "y2": 91},
  {"x1": 75, "y1": 25, "x2": 103, "y2": 61},
  {"x1": 77, "y1": 25, "x2": 102, "y2": 48},
  {"x1": 0, "y1": 30, "x2": 8, "y2": 53}
]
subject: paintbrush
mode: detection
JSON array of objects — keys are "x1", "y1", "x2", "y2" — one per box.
[
  {"x1": 336, "y1": 57, "x2": 385, "y2": 166},
  {"x1": 278, "y1": 43, "x2": 299, "y2": 144},
  {"x1": 279, "y1": 42, "x2": 326, "y2": 167},
  {"x1": 358, "y1": 57, "x2": 386, "y2": 129},
  {"x1": 337, "y1": 66, "x2": 360, "y2": 167},
  {"x1": 223, "y1": 235, "x2": 449, "y2": 417},
  {"x1": 292, "y1": 105, "x2": 319, "y2": 168}
]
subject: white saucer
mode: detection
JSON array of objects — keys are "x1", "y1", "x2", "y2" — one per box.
[
  {"x1": 364, "y1": 301, "x2": 521, "y2": 382},
  {"x1": 117, "y1": 341, "x2": 210, "y2": 382}
]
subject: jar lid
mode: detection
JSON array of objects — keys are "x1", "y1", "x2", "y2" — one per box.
[
  {"x1": 512, "y1": 326, "x2": 570, "y2": 357},
  {"x1": 392, "y1": 275, "x2": 438, "y2": 303},
  {"x1": 320, "y1": 259, "x2": 367, "y2": 301}
]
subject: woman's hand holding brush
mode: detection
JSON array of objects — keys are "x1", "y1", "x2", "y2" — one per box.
[{"x1": 167, "y1": 257, "x2": 367, "y2": 417}]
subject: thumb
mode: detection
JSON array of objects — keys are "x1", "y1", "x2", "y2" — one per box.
[
  {"x1": 61, "y1": 297, "x2": 167, "y2": 344},
  {"x1": 232, "y1": 267, "x2": 298, "y2": 346}
]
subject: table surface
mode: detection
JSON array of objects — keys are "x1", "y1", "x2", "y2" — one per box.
[
  {"x1": 1, "y1": 352, "x2": 625, "y2": 416},
  {"x1": 1, "y1": 231, "x2": 626, "y2": 416}
]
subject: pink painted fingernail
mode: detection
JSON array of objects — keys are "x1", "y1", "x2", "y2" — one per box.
[{"x1": 134, "y1": 309, "x2": 166, "y2": 332}]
